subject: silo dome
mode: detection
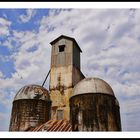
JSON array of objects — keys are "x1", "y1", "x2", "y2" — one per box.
[
  {"x1": 72, "y1": 77, "x2": 114, "y2": 97},
  {"x1": 14, "y1": 84, "x2": 50, "y2": 101},
  {"x1": 70, "y1": 77, "x2": 121, "y2": 131},
  {"x1": 9, "y1": 84, "x2": 51, "y2": 131}
]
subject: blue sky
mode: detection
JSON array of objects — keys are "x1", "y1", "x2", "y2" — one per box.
[{"x1": 0, "y1": 9, "x2": 140, "y2": 131}]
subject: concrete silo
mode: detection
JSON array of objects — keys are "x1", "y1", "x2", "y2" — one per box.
[
  {"x1": 70, "y1": 78, "x2": 121, "y2": 131},
  {"x1": 9, "y1": 85, "x2": 51, "y2": 131}
]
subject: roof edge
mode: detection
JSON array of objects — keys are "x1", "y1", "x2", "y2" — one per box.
[
  {"x1": 50, "y1": 35, "x2": 82, "y2": 52},
  {"x1": 70, "y1": 92, "x2": 115, "y2": 99}
]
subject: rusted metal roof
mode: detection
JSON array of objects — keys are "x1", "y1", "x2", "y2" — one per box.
[
  {"x1": 14, "y1": 85, "x2": 50, "y2": 101},
  {"x1": 32, "y1": 120, "x2": 72, "y2": 131}
]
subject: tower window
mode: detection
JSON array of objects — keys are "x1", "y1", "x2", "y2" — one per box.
[
  {"x1": 57, "y1": 110, "x2": 63, "y2": 120},
  {"x1": 59, "y1": 45, "x2": 65, "y2": 52}
]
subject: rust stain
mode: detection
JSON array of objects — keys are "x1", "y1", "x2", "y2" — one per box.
[
  {"x1": 9, "y1": 99, "x2": 51, "y2": 131},
  {"x1": 70, "y1": 93, "x2": 121, "y2": 131},
  {"x1": 32, "y1": 120, "x2": 72, "y2": 131}
]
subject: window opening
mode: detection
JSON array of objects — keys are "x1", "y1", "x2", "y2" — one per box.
[
  {"x1": 57, "y1": 110, "x2": 63, "y2": 120},
  {"x1": 59, "y1": 45, "x2": 65, "y2": 52}
]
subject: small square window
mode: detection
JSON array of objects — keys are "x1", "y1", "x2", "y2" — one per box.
[
  {"x1": 57, "y1": 110, "x2": 64, "y2": 120},
  {"x1": 59, "y1": 45, "x2": 65, "y2": 52}
]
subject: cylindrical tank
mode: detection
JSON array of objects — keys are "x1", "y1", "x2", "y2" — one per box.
[
  {"x1": 70, "y1": 78, "x2": 121, "y2": 131},
  {"x1": 9, "y1": 85, "x2": 51, "y2": 131}
]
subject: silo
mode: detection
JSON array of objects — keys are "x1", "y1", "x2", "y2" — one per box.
[
  {"x1": 70, "y1": 78, "x2": 121, "y2": 131},
  {"x1": 9, "y1": 85, "x2": 51, "y2": 131}
]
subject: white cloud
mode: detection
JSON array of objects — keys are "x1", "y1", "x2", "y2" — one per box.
[
  {"x1": 0, "y1": 112, "x2": 10, "y2": 131},
  {"x1": 19, "y1": 9, "x2": 36, "y2": 23},
  {"x1": 0, "y1": 17, "x2": 11, "y2": 26},
  {"x1": 0, "y1": 55, "x2": 12, "y2": 63},
  {"x1": 0, "y1": 71, "x2": 4, "y2": 78},
  {"x1": 0, "y1": 26, "x2": 10, "y2": 36},
  {"x1": 3, "y1": 40, "x2": 13, "y2": 49},
  {"x1": 0, "y1": 91, "x2": 12, "y2": 108},
  {"x1": 0, "y1": 17, "x2": 11, "y2": 36},
  {"x1": 1, "y1": 9, "x2": 140, "y2": 131}
]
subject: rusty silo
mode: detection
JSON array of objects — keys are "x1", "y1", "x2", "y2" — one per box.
[
  {"x1": 9, "y1": 85, "x2": 51, "y2": 131},
  {"x1": 70, "y1": 77, "x2": 121, "y2": 131}
]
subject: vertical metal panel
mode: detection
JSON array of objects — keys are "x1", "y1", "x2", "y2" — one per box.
[
  {"x1": 58, "y1": 39, "x2": 66, "y2": 46},
  {"x1": 9, "y1": 99, "x2": 51, "y2": 131},
  {"x1": 73, "y1": 42, "x2": 80, "y2": 69},
  {"x1": 70, "y1": 94, "x2": 121, "y2": 131},
  {"x1": 51, "y1": 38, "x2": 75, "y2": 67},
  {"x1": 65, "y1": 53, "x2": 72, "y2": 65}
]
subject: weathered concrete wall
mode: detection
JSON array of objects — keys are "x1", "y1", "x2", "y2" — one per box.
[
  {"x1": 70, "y1": 93, "x2": 121, "y2": 131},
  {"x1": 50, "y1": 88, "x2": 73, "y2": 120},
  {"x1": 50, "y1": 66, "x2": 73, "y2": 91},
  {"x1": 50, "y1": 36, "x2": 84, "y2": 121},
  {"x1": 50, "y1": 66, "x2": 85, "y2": 91},
  {"x1": 72, "y1": 66, "x2": 85, "y2": 87},
  {"x1": 50, "y1": 66, "x2": 85, "y2": 120},
  {"x1": 9, "y1": 99, "x2": 51, "y2": 131}
]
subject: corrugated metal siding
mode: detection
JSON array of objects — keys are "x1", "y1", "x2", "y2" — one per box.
[
  {"x1": 70, "y1": 93, "x2": 121, "y2": 131},
  {"x1": 32, "y1": 120, "x2": 72, "y2": 131},
  {"x1": 9, "y1": 99, "x2": 51, "y2": 131}
]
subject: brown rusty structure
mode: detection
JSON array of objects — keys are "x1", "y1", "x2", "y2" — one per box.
[
  {"x1": 70, "y1": 78, "x2": 121, "y2": 131},
  {"x1": 9, "y1": 85, "x2": 51, "y2": 131},
  {"x1": 9, "y1": 35, "x2": 121, "y2": 131},
  {"x1": 32, "y1": 120, "x2": 72, "y2": 131}
]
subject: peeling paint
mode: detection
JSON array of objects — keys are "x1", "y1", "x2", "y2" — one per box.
[
  {"x1": 32, "y1": 120, "x2": 72, "y2": 131},
  {"x1": 70, "y1": 93, "x2": 121, "y2": 131},
  {"x1": 9, "y1": 85, "x2": 51, "y2": 131},
  {"x1": 9, "y1": 99, "x2": 51, "y2": 131},
  {"x1": 14, "y1": 85, "x2": 50, "y2": 101}
]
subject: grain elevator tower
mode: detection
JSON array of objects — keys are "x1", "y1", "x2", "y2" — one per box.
[{"x1": 49, "y1": 35, "x2": 85, "y2": 121}]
